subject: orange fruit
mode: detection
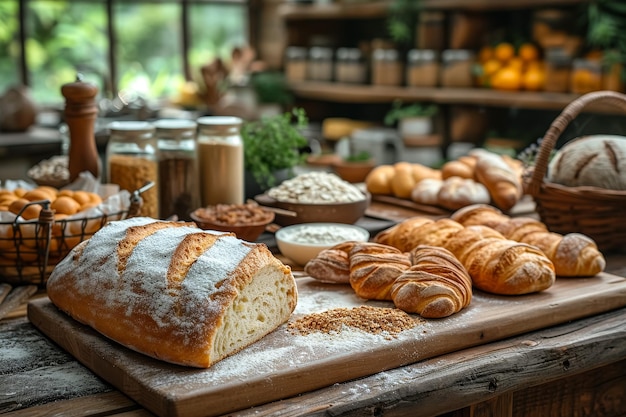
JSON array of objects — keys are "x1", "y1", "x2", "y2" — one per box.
[
  {"x1": 518, "y1": 43, "x2": 540, "y2": 62},
  {"x1": 491, "y1": 67, "x2": 522, "y2": 91},
  {"x1": 494, "y1": 42, "x2": 515, "y2": 63},
  {"x1": 479, "y1": 59, "x2": 502, "y2": 87},
  {"x1": 522, "y1": 67, "x2": 546, "y2": 91}
]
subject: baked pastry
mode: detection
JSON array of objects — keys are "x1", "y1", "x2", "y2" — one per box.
[
  {"x1": 436, "y1": 176, "x2": 491, "y2": 210},
  {"x1": 46, "y1": 217, "x2": 298, "y2": 368},
  {"x1": 441, "y1": 155, "x2": 477, "y2": 180},
  {"x1": 451, "y1": 204, "x2": 606, "y2": 277},
  {"x1": 471, "y1": 149, "x2": 523, "y2": 212},
  {"x1": 348, "y1": 242, "x2": 411, "y2": 300},
  {"x1": 445, "y1": 225, "x2": 555, "y2": 295},
  {"x1": 392, "y1": 245, "x2": 472, "y2": 318},
  {"x1": 304, "y1": 241, "x2": 355, "y2": 284},
  {"x1": 375, "y1": 216, "x2": 555, "y2": 295},
  {"x1": 410, "y1": 178, "x2": 443, "y2": 206}
]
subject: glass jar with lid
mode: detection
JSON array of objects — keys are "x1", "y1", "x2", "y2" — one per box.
[
  {"x1": 407, "y1": 49, "x2": 440, "y2": 87},
  {"x1": 334, "y1": 47, "x2": 367, "y2": 84},
  {"x1": 196, "y1": 116, "x2": 244, "y2": 206},
  {"x1": 285, "y1": 46, "x2": 308, "y2": 82},
  {"x1": 440, "y1": 49, "x2": 475, "y2": 88},
  {"x1": 307, "y1": 46, "x2": 334, "y2": 81},
  {"x1": 154, "y1": 119, "x2": 199, "y2": 221},
  {"x1": 371, "y1": 48, "x2": 403, "y2": 86},
  {"x1": 106, "y1": 121, "x2": 158, "y2": 218}
]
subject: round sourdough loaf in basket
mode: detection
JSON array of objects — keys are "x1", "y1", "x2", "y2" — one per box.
[
  {"x1": 547, "y1": 134, "x2": 626, "y2": 190},
  {"x1": 46, "y1": 217, "x2": 298, "y2": 368}
]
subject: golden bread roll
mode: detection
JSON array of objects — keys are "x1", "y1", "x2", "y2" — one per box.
[
  {"x1": 365, "y1": 165, "x2": 395, "y2": 195},
  {"x1": 390, "y1": 163, "x2": 417, "y2": 199},
  {"x1": 441, "y1": 156, "x2": 476, "y2": 180},
  {"x1": 51, "y1": 195, "x2": 82, "y2": 215},
  {"x1": 411, "y1": 163, "x2": 442, "y2": 182},
  {"x1": 349, "y1": 242, "x2": 411, "y2": 300},
  {"x1": 47, "y1": 217, "x2": 298, "y2": 368},
  {"x1": 392, "y1": 245, "x2": 472, "y2": 318},
  {"x1": 9, "y1": 198, "x2": 42, "y2": 220}
]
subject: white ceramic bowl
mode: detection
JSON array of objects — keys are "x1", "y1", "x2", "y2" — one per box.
[{"x1": 275, "y1": 222, "x2": 370, "y2": 266}]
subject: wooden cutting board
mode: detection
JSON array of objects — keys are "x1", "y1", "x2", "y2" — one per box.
[{"x1": 28, "y1": 272, "x2": 626, "y2": 417}]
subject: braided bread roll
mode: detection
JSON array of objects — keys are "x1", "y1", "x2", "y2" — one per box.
[
  {"x1": 348, "y1": 242, "x2": 411, "y2": 300},
  {"x1": 391, "y1": 245, "x2": 472, "y2": 318},
  {"x1": 451, "y1": 204, "x2": 606, "y2": 277}
]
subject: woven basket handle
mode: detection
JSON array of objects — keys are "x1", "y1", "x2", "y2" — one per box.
[{"x1": 527, "y1": 90, "x2": 626, "y2": 196}]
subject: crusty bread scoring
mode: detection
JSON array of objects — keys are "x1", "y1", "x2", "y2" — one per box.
[{"x1": 46, "y1": 217, "x2": 298, "y2": 368}]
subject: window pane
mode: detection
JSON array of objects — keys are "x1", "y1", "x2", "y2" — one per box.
[
  {"x1": 26, "y1": 1, "x2": 108, "y2": 104},
  {"x1": 188, "y1": 3, "x2": 248, "y2": 80},
  {"x1": 0, "y1": 1, "x2": 21, "y2": 94},
  {"x1": 114, "y1": 3, "x2": 184, "y2": 101}
]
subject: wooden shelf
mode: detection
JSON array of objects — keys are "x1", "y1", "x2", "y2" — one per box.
[{"x1": 279, "y1": 0, "x2": 586, "y2": 20}]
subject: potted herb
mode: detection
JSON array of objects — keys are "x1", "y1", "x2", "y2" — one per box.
[
  {"x1": 384, "y1": 100, "x2": 438, "y2": 138},
  {"x1": 332, "y1": 150, "x2": 376, "y2": 184},
  {"x1": 242, "y1": 107, "x2": 310, "y2": 197}
]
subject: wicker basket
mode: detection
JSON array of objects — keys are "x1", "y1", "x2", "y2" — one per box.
[
  {"x1": 0, "y1": 189, "x2": 144, "y2": 286},
  {"x1": 524, "y1": 90, "x2": 626, "y2": 253}
]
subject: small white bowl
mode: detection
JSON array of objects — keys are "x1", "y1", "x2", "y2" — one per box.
[{"x1": 275, "y1": 222, "x2": 370, "y2": 266}]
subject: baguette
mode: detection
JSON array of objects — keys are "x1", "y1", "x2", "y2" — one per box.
[
  {"x1": 47, "y1": 217, "x2": 298, "y2": 368},
  {"x1": 392, "y1": 245, "x2": 472, "y2": 318},
  {"x1": 471, "y1": 150, "x2": 523, "y2": 212},
  {"x1": 451, "y1": 204, "x2": 606, "y2": 277}
]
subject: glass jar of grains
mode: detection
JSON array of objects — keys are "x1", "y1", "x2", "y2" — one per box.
[
  {"x1": 284, "y1": 46, "x2": 308, "y2": 82},
  {"x1": 334, "y1": 47, "x2": 367, "y2": 84},
  {"x1": 307, "y1": 46, "x2": 334, "y2": 81},
  {"x1": 406, "y1": 49, "x2": 440, "y2": 87},
  {"x1": 196, "y1": 116, "x2": 244, "y2": 206},
  {"x1": 106, "y1": 121, "x2": 158, "y2": 218},
  {"x1": 154, "y1": 118, "x2": 199, "y2": 221},
  {"x1": 440, "y1": 49, "x2": 475, "y2": 88},
  {"x1": 371, "y1": 48, "x2": 403, "y2": 86}
]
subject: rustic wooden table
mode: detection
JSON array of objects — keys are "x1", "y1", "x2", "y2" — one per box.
[{"x1": 1, "y1": 201, "x2": 626, "y2": 417}]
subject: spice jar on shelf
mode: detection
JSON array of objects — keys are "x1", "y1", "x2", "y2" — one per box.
[
  {"x1": 307, "y1": 46, "x2": 334, "y2": 81},
  {"x1": 196, "y1": 116, "x2": 244, "y2": 206},
  {"x1": 406, "y1": 49, "x2": 439, "y2": 87},
  {"x1": 284, "y1": 46, "x2": 308, "y2": 82},
  {"x1": 371, "y1": 48, "x2": 403, "y2": 86},
  {"x1": 334, "y1": 47, "x2": 367, "y2": 84},
  {"x1": 544, "y1": 47, "x2": 572, "y2": 93},
  {"x1": 106, "y1": 121, "x2": 158, "y2": 218},
  {"x1": 570, "y1": 58, "x2": 602, "y2": 94},
  {"x1": 155, "y1": 119, "x2": 199, "y2": 221},
  {"x1": 440, "y1": 49, "x2": 475, "y2": 88}
]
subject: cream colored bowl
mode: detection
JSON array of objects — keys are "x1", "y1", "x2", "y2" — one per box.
[{"x1": 275, "y1": 222, "x2": 369, "y2": 266}]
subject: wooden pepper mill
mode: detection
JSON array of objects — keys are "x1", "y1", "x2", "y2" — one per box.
[{"x1": 61, "y1": 74, "x2": 101, "y2": 182}]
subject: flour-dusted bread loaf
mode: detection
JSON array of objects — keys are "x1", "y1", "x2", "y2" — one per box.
[
  {"x1": 548, "y1": 135, "x2": 626, "y2": 190},
  {"x1": 46, "y1": 217, "x2": 298, "y2": 368}
]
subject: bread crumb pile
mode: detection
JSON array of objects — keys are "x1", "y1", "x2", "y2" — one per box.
[{"x1": 288, "y1": 306, "x2": 421, "y2": 340}]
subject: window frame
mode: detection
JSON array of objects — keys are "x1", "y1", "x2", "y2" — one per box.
[{"x1": 14, "y1": 0, "x2": 255, "y2": 99}]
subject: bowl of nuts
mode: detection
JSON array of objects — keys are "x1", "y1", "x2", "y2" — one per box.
[
  {"x1": 254, "y1": 172, "x2": 370, "y2": 227},
  {"x1": 190, "y1": 202, "x2": 275, "y2": 242}
]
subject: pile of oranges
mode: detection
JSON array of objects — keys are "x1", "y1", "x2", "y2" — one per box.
[{"x1": 477, "y1": 42, "x2": 545, "y2": 91}]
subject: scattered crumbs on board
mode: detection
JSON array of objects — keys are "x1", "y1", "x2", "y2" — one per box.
[{"x1": 288, "y1": 305, "x2": 422, "y2": 340}]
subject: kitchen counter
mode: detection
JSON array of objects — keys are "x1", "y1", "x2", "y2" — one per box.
[{"x1": 1, "y1": 200, "x2": 626, "y2": 417}]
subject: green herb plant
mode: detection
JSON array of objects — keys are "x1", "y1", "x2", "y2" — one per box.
[
  {"x1": 242, "y1": 107, "x2": 309, "y2": 189},
  {"x1": 383, "y1": 100, "x2": 438, "y2": 126},
  {"x1": 387, "y1": 0, "x2": 422, "y2": 45},
  {"x1": 584, "y1": 0, "x2": 626, "y2": 79},
  {"x1": 344, "y1": 150, "x2": 372, "y2": 163}
]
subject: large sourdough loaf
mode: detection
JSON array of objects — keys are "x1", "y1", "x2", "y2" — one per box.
[{"x1": 46, "y1": 217, "x2": 298, "y2": 368}]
